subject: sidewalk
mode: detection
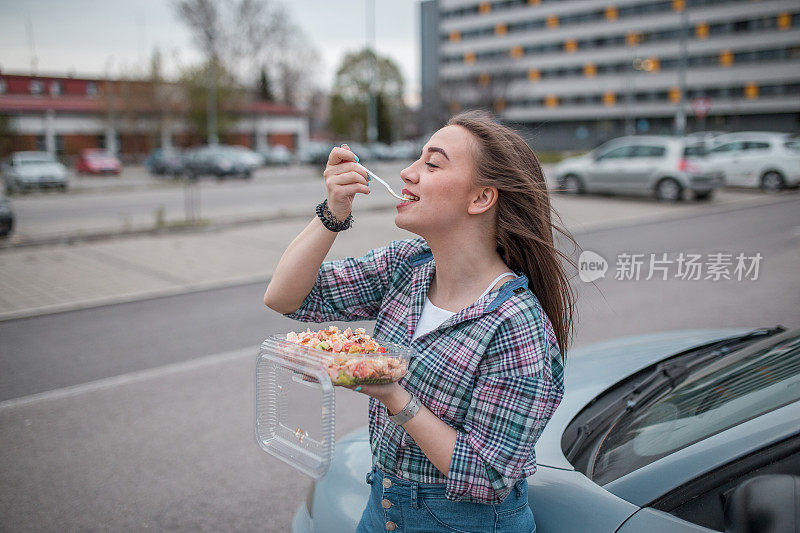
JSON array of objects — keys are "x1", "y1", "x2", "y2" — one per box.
[{"x1": 0, "y1": 189, "x2": 788, "y2": 321}]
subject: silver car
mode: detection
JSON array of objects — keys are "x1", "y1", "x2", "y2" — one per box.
[
  {"x1": 1, "y1": 151, "x2": 69, "y2": 193},
  {"x1": 292, "y1": 326, "x2": 800, "y2": 533},
  {"x1": 554, "y1": 136, "x2": 723, "y2": 202}
]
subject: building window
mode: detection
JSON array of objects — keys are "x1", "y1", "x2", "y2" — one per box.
[
  {"x1": 30, "y1": 80, "x2": 44, "y2": 95},
  {"x1": 0, "y1": 79, "x2": 6, "y2": 94},
  {"x1": 50, "y1": 81, "x2": 63, "y2": 96},
  {"x1": 87, "y1": 82, "x2": 98, "y2": 96}
]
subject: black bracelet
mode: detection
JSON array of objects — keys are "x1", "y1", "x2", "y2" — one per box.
[{"x1": 316, "y1": 199, "x2": 353, "y2": 232}]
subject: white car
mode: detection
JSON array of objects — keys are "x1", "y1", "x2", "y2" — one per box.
[
  {"x1": 553, "y1": 136, "x2": 723, "y2": 202},
  {"x1": 706, "y1": 132, "x2": 800, "y2": 192},
  {"x1": 1, "y1": 151, "x2": 69, "y2": 193}
]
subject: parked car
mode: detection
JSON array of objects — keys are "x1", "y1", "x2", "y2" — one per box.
[
  {"x1": 75, "y1": 148, "x2": 121, "y2": 176},
  {"x1": 225, "y1": 145, "x2": 263, "y2": 170},
  {"x1": 259, "y1": 145, "x2": 291, "y2": 166},
  {"x1": 0, "y1": 192, "x2": 14, "y2": 236},
  {"x1": 144, "y1": 148, "x2": 184, "y2": 177},
  {"x1": 554, "y1": 135, "x2": 723, "y2": 202},
  {"x1": 293, "y1": 326, "x2": 800, "y2": 533},
  {"x1": 1, "y1": 151, "x2": 69, "y2": 193},
  {"x1": 298, "y1": 141, "x2": 333, "y2": 166},
  {"x1": 182, "y1": 145, "x2": 258, "y2": 179},
  {"x1": 683, "y1": 131, "x2": 727, "y2": 148},
  {"x1": 367, "y1": 142, "x2": 394, "y2": 161},
  {"x1": 388, "y1": 140, "x2": 420, "y2": 161},
  {"x1": 705, "y1": 132, "x2": 800, "y2": 192},
  {"x1": 346, "y1": 143, "x2": 373, "y2": 163}
]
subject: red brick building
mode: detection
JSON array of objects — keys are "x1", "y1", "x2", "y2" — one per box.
[{"x1": 0, "y1": 72, "x2": 309, "y2": 160}]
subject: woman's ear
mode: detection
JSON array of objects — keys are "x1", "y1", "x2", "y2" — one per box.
[{"x1": 467, "y1": 186, "x2": 499, "y2": 215}]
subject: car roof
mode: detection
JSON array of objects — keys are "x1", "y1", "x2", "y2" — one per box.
[
  {"x1": 602, "y1": 135, "x2": 683, "y2": 146},
  {"x1": 715, "y1": 131, "x2": 790, "y2": 141}
]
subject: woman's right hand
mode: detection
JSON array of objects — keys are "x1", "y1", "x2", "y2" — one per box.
[{"x1": 323, "y1": 145, "x2": 370, "y2": 221}]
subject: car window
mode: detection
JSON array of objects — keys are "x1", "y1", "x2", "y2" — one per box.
[
  {"x1": 785, "y1": 139, "x2": 800, "y2": 152},
  {"x1": 631, "y1": 145, "x2": 667, "y2": 158},
  {"x1": 590, "y1": 332, "x2": 800, "y2": 485},
  {"x1": 709, "y1": 141, "x2": 744, "y2": 154},
  {"x1": 683, "y1": 144, "x2": 707, "y2": 157},
  {"x1": 744, "y1": 141, "x2": 770, "y2": 151},
  {"x1": 597, "y1": 146, "x2": 633, "y2": 160}
]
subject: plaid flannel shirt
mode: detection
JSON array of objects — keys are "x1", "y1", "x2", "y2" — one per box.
[{"x1": 285, "y1": 237, "x2": 565, "y2": 504}]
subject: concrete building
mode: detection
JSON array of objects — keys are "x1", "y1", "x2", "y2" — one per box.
[
  {"x1": 0, "y1": 73, "x2": 309, "y2": 160},
  {"x1": 420, "y1": 0, "x2": 800, "y2": 149}
]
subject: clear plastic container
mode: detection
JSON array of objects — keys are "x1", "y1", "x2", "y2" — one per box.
[{"x1": 255, "y1": 333, "x2": 412, "y2": 478}]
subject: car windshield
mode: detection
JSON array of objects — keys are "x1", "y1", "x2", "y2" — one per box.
[
  {"x1": 87, "y1": 150, "x2": 112, "y2": 159},
  {"x1": 18, "y1": 156, "x2": 55, "y2": 165},
  {"x1": 590, "y1": 331, "x2": 800, "y2": 485},
  {"x1": 785, "y1": 139, "x2": 800, "y2": 152}
]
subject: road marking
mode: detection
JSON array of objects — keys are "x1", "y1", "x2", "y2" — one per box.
[{"x1": 0, "y1": 346, "x2": 254, "y2": 411}]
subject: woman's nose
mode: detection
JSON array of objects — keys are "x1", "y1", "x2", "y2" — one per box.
[{"x1": 400, "y1": 163, "x2": 419, "y2": 183}]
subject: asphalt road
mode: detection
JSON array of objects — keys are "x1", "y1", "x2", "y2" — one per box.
[
  {"x1": 0, "y1": 194, "x2": 798, "y2": 531},
  {"x1": 5, "y1": 162, "x2": 412, "y2": 239}
]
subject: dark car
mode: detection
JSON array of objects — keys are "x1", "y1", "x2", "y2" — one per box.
[
  {"x1": 75, "y1": 148, "x2": 122, "y2": 176},
  {"x1": 144, "y1": 148, "x2": 184, "y2": 177},
  {"x1": 182, "y1": 145, "x2": 259, "y2": 179},
  {"x1": 0, "y1": 192, "x2": 14, "y2": 237}
]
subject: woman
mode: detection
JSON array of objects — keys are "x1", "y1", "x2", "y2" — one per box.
[{"x1": 264, "y1": 110, "x2": 578, "y2": 533}]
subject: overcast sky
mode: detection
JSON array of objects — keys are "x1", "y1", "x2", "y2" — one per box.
[{"x1": 0, "y1": 0, "x2": 421, "y2": 102}]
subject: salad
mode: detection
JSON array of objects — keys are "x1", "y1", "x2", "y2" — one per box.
[{"x1": 285, "y1": 326, "x2": 409, "y2": 386}]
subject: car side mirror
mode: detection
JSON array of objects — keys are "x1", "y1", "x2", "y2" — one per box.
[{"x1": 723, "y1": 474, "x2": 800, "y2": 533}]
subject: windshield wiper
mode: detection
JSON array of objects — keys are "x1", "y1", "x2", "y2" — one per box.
[{"x1": 563, "y1": 326, "x2": 785, "y2": 461}]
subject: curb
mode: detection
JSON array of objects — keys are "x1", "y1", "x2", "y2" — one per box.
[
  {"x1": 0, "y1": 202, "x2": 399, "y2": 250},
  {"x1": 0, "y1": 273, "x2": 271, "y2": 323}
]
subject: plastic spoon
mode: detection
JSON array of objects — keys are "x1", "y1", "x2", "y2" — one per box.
[{"x1": 355, "y1": 163, "x2": 414, "y2": 202}]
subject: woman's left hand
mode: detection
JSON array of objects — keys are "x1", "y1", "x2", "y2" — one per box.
[{"x1": 344, "y1": 381, "x2": 410, "y2": 412}]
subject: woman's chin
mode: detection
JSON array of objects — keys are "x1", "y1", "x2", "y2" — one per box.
[{"x1": 394, "y1": 211, "x2": 418, "y2": 233}]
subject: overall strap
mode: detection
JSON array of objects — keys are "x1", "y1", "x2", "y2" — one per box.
[{"x1": 477, "y1": 272, "x2": 517, "y2": 301}]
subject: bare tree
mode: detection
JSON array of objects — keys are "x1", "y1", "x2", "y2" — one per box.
[
  {"x1": 173, "y1": 0, "x2": 288, "y2": 82},
  {"x1": 271, "y1": 22, "x2": 321, "y2": 107}
]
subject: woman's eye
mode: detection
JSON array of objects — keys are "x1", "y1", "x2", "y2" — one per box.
[{"x1": 425, "y1": 162, "x2": 438, "y2": 169}]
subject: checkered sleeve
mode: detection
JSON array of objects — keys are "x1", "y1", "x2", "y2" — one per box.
[
  {"x1": 284, "y1": 238, "x2": 425, "y2": 323},
  {"x1": 445, "y1": 305, "x2": 564, "y2": 503}
]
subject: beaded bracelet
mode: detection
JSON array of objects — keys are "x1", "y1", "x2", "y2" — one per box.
[{"x1": 315, "y1": 199, "x2": 353, "y2": 232}]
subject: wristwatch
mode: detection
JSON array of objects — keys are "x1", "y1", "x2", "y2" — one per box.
[{"x1": 387, "y1": 394, "x2": 421, "y2": 426}]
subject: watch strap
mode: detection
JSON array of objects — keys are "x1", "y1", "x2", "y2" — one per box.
[{"x1": 388, "y1": 394, "x2": 421, "y2": 425}]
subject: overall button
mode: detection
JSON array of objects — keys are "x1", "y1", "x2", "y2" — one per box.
[
  {"x1": 383, "y1": 478, "x2": 392, "y2": 489},
  {"x1": 386, "y1": 521, "x2": 396, "y2": 531},
  {"x1": 381, "y1": 498, "x2": 392, "y2": 509}
]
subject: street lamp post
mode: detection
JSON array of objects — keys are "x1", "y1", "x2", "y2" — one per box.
[
  {"x1": 674, "y1": 5, "x2": 689, "y2": 135},
  {"x1": 365, "y1": 0, "x2": 378, "y2": 143},
  {"x1": 206, "y1": 59, "x2": 219, "y2": 146},
  {"x1": 104, "y1": 56, "x2": 118, "y2": 155}
]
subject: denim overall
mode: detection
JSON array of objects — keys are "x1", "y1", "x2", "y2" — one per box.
[{"x1": 355, "y1": 465, "x2": 536, "y2": 533}]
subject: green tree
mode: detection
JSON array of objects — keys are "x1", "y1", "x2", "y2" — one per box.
[
  {"x1": 258, "y1": 65, "x2": 274, "y2": 101},
  {"x1": 329, "y1": 48, "x2": 405, "y2": 142},
  {"x1": 179, "y1": 58, "x2": 239, "y2": 142}
]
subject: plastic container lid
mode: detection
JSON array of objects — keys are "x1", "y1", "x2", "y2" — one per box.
[{"x1": 254, "y1": 333, "x2": 412, "y2": 479}]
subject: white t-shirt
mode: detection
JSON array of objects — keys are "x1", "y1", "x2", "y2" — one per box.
[{"x1": 411, "y1": 272, "x2": 517, "y2": 342}]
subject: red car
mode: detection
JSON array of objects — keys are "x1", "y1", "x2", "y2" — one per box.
[{"x1": 75, "y1": 149, "x2": 122, "y2": 175}]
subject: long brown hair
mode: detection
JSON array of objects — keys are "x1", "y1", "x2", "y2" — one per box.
[{"x1": 448, "y1": 110, "x2": 579, "y2": 359}]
